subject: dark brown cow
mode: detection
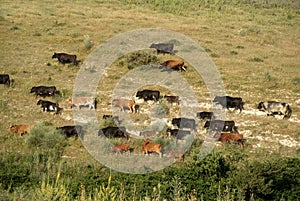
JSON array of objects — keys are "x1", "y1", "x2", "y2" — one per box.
[
  {"x1": 160, "y1": 60, "x2": 186, "y2": 72},
  {"x1": 52, "y1": 52, "x2": 79, "y2": 65},
  {"x1": 142, "y1": 138, "x2": 162, "y2": 157},
  {"x1": 0, "y1": 74, "x2": 10, "y2": 87}
]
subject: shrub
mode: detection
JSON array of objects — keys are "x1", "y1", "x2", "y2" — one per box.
[{"x1": 25, "y1": 124, "x2": 67, "y2": 157}]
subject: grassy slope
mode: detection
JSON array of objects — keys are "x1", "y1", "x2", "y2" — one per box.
[{"x1": 0, "y1": 0, "x2": 299, "y2": 163}]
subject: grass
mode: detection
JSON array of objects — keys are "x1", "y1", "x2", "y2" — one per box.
[{"x1": 0, "y1": 0, "x2": 299, "y2": 199}]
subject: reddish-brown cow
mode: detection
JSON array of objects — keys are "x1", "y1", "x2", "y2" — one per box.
[
  {"x1": 111, "y1": 144, "x2": 130, "y2": 155},
  {"x1": 160, "y1": 60, "x2": 186, "y2": 72},
  {"x1": 142, "y1": 138, "x2": 162, "y2": 157},
  {"x1": 10, "y1": 124, "x2": 31, "y2": 137},
  {"x1": 112, "y1": 98, "x2": 135, "y2": 113},
  {"x1": 214, "y1": 132, "x2": 245, "y2": 147}
]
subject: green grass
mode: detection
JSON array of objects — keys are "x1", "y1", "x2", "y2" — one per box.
[{"x1": 0, "y1": 0, "x2": 299, "y2": 200}]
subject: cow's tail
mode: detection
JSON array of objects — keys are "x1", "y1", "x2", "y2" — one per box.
[{"x1": 284, "y1": 105, "x2": 292, "y2": 119}]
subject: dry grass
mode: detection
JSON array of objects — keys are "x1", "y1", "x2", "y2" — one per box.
[{"x1": 0, "y1": 0, "x2": 299, "y2": 163}]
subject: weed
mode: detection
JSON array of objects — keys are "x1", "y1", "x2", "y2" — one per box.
[{"x1": 83, "y1": 35, "x2": 93, "y2": 50}]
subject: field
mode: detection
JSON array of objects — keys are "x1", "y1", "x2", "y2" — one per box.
[{"x1": 0, "y1": 0, "x2": 299, "y2": 200}]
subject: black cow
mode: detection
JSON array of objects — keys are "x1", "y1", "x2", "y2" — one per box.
[
  {"x1": 0, "y1": 74, "x2": 10, "y2": 87},
  {"x1": 98, "y1": 126, "x2": 129, "y2": 139},
  {"x1": 166, "y1": 128, "x2": 191, "y2": 138},
  {"x1": 52, "y1": 52, "x2": 79, "y2": 65},
  {"x1": 56, "y1": 125, "x2": 83, "y2": 140},
  {"x1": 204, "y1": 120, "x2": 239, "y2": 133},
  {"x1": 213, "y1": 96, "x2": 244, "y2": 113},
  {"x1": 171, "y1": 117, "x2": 196, "y2": 130},
  {"x1": 37, "y1": 99, "x2": 62, "y2": 114},
  {"x1": 196, "y1": 111, "x2": 215, "y2": 121},
  {"x1": 136, "y1": 90, "x2": 160, "y2": 102},
  {"x1": 163, "y1": 95, "x2": 180, "y2": 105},
  {"x1": 258, "y1": 101, "x2": 292, "y2": 119},
  {"x1": 149, "y1": 43, "x2": 177, "y2": 54},
  {"x1": 102, "y1": 115, "x2": 121, "y2": 124},
  {"x1": 30, "y1": 86, "x2": 58, "y2": 98}
]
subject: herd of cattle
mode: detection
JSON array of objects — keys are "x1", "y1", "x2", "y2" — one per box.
[{"x1": 1, "y1": 42, "x2": 294, "y2": 160}]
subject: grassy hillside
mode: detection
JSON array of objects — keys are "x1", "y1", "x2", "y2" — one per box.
[{"x1": 0, "y1": 0, "x2": 299, "y2": 200}]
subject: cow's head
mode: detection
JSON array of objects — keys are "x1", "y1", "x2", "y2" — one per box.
[
  {"x1": 52, "y1": 53, "x2": 58, "y2": 59},
  {"x1": 257, "y1": 102, "x2": 264, "y2": 110}
]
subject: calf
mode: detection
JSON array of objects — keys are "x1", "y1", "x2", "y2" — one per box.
[
  {"x1": 0, "y1": 74, "x2": 10, "y2": 87},
  {"x1": 30, "y1": 86, "x2": 58, "y2": 98},
  {"x1": 98, "y1": 126, "x2": 129, "y2": 139},
  {"x1": 136, "y1": 90, "x2": 160, "y2": 102},
  {"x1": 142, "y1": 138, "x2": 162, "y2": 157},
  {"x1": 139, "y1": 130, "x2": 158, "y2": 138},
  {"x1": 37, "y1": 99, "x2": 58, "y2": 111},
  {"x1": 166, "y1": 128, "x2": 191, "y2": 138},
  {"x1": 112, "y1": 98, "x2": 135, "y2": 112},
  {"x1": 68, "y1": 97, "x2": 96, "y2": 110},
  {"x1": 213, "y1": 96, "x2": 244, "y2": 113},
  {"x1": 160, "y1": 60, "x2": 186, "y2": 72},
  {"x1": 52, "y1": 52, "x2": 79, "y2": 65},
  {"x1": 10, "y1": 124, "x2": 31, "y2": 137},
  {"x1": 37, "y1": 99, "x2": 62, "y2": 114},
  {"x1": 56, "y1": 125, "x2": 83, "y2": 140},
  {"x1": 168, "y1": 152, "x2": 184, "y2": 162},
  {"x1": 110, "y1": 144, "x2": 130, "y2": 155},
  {"x1": 171, "y1": 117, "x2": 196, "y2": 130},
  {"x1": 149, "y1": 43, "x2": 176, "y2": 54},
  {"x1": 214, "y1": 132, "x2": 245, "y2": 147},
  {"x1": 163, "y1": 95, "x2": 180, "y2": 105},
  {"x1": 196, "y1": 111, "x2": 215, "y2": 121},
  {"x1": 204, "y1": 120, "x2": 238, "y2": 133},
  {"x1": 258, "y1": 101, "x2": 292, "y2": 119}
]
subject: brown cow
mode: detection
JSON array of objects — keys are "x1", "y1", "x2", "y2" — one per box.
[
  {"x1": 10, "y1": 124, "x2": 31, "y2": 137},
  {"x1": 111, "y1": 144, "x2": 130, "y2": 155},
  {"x1": 214, "y1": 132, "x2": 245, "y2": 147},
  {"x1": 160, "y1": 60, "x2": 186, "y2": 72},
  {"x1": 142, "y1": 138, "x2": 162, "y2": 157},
  {"x1": 112, "y1": 98, "x2": 135, "y2": 113},
  {"x1": 68, "y1": 97, "x2": 96, "y2": 109},
  {"x1": 168, "y1": 152, "x2": 184, "y2": 162}
]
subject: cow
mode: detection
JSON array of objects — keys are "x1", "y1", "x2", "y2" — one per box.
[
  {"x1": 102, "y1": 115, "x2": 121, "y2": 124},
  {"x1": 149, "y1": 43, "x2": 176, "y2": 54},
  {"x1": 171, "y1": 117, "x2": 196, "y2": 130},
  {"x1": 10, "y1": 124, "x2": 31, "y2": 137},
  {"x1": 214, "y1": 132, "x2": 245, "y2": 147},
  {"x1": 168, "y1": 152, "x2": 184, "y2": 162},
  {"x1": 139, "y1": 130, "x2": 158, "y2": 138},
  {"x1": 142, "y1": 138, "x2": 162, "y2": 157},
  {"x1": 30, "y1": 86, "x2": 58, "y2": 98},
  {"x1": 196, "y1": 111, "x2": 215, "y2": 121},
  {"x1": 204, "y1": 120, "x2": 239, "y2": 133},
  {"x1": 37, "y1": 99, "x2": 62, "y2": 114},
  {"x1": 56, "y1": 125, "x2": 83, "y2": 140},
  {"x1": 163, "y1": 95, "x2": 180, "y2": 105},
  {"x1": 134, "y1": 104, "x2": 140, "y2": 113},
  {"x1": 68, "y1": 97, "x2": 96, "y2": 110},
  {"x1": 166, "y1": 128, "x2": 191, "y2": 138},
  {"x1": 52, "y1": 52, "x2": 79, "y2": 65},
  {"x1": 213, "y1": 96, "x2": 244, "y2": 113},
  {"x1": 160, "y1": 60, "x2": 186, "y2": 72},
  {"x1": 110, "y1": 144, "x2": 130, "y2": 155},
  {"x1": 0, "y1": 74, "x2": 10, "y2": 87},
  {"x1": 257, "y1": 101, "x2": 292, "y2": 119},
  {"x1": 136, "y1": 90, "x2": 160, "y2": 102},
  {"x1": 112, "y1": 98, "x2": 135, "y2": 112},
  {"x1": 98, "y1": 126, "x2": 129, "y2": 139}
]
